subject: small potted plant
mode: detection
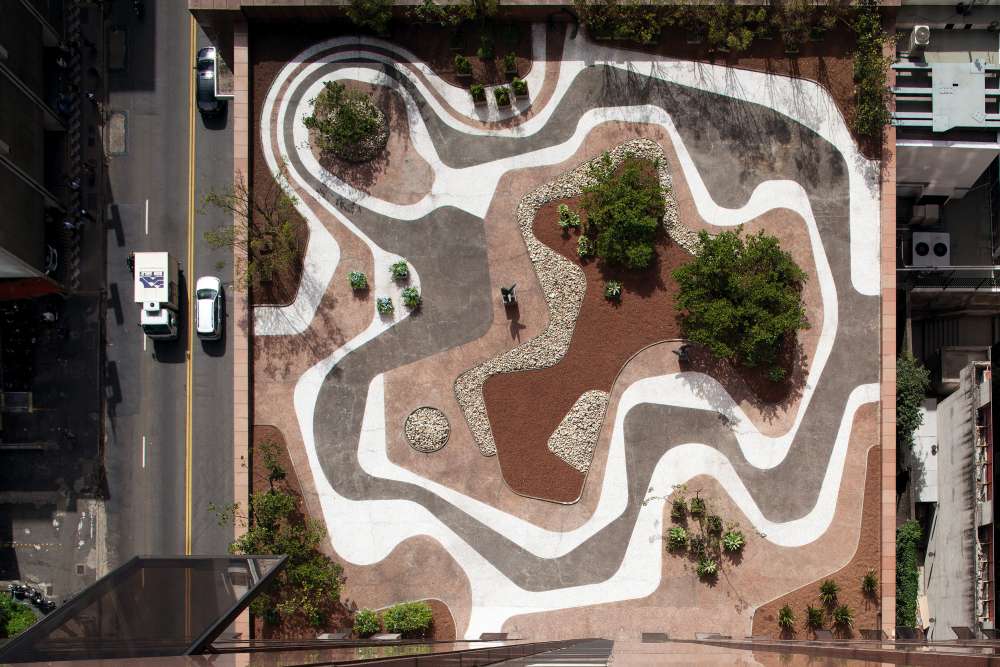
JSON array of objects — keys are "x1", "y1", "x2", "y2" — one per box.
[
  {"x1": 390, "y1": 259, "x2": 409, "y2": 281},
  {"x1": 454, "y1": 54, "x2": 472, "y2": 81},
  {"x1": 401, "y1": 286, "x2": 422, "y2": 309},
  {"x1": 502, "y1": 51, "x2": 517, "y2": 76},
  {"x1": 470, "y1": 83, "x2": 486, "y2": 106},
  {"x1": 577, "y1": 235, "x2": 594, "y2": 259},
  {"x1": 511, "y1": 77, "x2": 528, "y2": 100},
  {"x1": 348, "y1": 271, "x2": 368, "y2": 291},
  {"x1": 493, "y1": 86, "x2": 511, "y2": 108},
  {"x1": 376, "y1": 297, "x2": 394, "y2": 315}
]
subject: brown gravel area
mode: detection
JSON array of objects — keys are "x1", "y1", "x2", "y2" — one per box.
[
  {"x1": 751, "y1": 447, "x2": 882, "y2": 640},
  {"x1": 483, "y1": 196, "x2": 689, "y2": 503}
]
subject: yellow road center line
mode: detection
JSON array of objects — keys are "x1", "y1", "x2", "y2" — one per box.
[{"x1": 185, "y1": 14, "x2": 196, "y2": 556}]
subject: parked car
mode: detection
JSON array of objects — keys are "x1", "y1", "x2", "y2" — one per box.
[
  {"x1": 195, "y1": 47, "x2": 223, "y2": 116},
  {"x1": 195, "y1": 276, "x2": 223, "y2": 340}
]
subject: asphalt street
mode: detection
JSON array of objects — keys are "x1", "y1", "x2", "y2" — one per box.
[{"x1": 104, "y1": 0, "x2": 235, "y2": 566}]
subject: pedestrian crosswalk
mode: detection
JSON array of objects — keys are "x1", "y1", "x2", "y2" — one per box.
[{"x1": 497, "y1": 639, "x2": 613, "y2": 666}]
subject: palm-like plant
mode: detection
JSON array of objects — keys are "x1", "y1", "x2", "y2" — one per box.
[
  {"x1": 667, "y1": 526, "x2": 688, "y2": 551},
  {"x1": 696, "y1": 558, "x2": 718, "y2": 578},
  {"x1": 722, "y1": 530, "x2": 745, "y2": 552},
  {"x1": 805, "y1": 605, "x2": 824, "y2": 630},
  {"x1": 777, "y1": 604, "x2": 795, "y2": 631},
  {"x1": 819, "y1": 579, "x2": 839, "y2": 606},
  {"x1": 832, "y1": 604, "x2": 854, "y2": 629},
  {"x1": 862, "y1": 569, "x2": 878, "y2": 597}
]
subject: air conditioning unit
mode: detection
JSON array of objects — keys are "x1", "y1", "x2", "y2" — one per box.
[
  {"x1": 912, "y1": 231, "x2": 951, "y2": 267},
  {"x1": 910, "y1": 25, "x2": 931, "y2": 54}
]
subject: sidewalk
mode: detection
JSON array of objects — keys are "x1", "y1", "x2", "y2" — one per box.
[{"x1": 0, "y1": 0, "x2": 109, "y2": 605}]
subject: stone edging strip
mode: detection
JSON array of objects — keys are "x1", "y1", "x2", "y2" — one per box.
[{"x1": 454, "y1": 138, "x2": 686, "y2": 474}]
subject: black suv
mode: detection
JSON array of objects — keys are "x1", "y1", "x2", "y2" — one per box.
[{"x1": 195, "y1": 47, "x2": 224, "y2": 116}]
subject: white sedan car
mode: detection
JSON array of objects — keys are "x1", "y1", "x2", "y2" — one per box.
[{"x1": 195, "y1": 276, "x2": 223, "y2": 340}]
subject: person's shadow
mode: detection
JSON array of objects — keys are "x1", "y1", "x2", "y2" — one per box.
[{"x1": 505, "y1": 302, "x2": 526, "y2": 341}]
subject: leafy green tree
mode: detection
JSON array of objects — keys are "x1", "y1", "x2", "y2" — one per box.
[
  {"x1": 383, "y1": 601, "x2": 434, "y2": 637},
  {"x1": 581, "y1": 153, "x2": 664, "y2": 270},
  {"x1": 304, "y1": 81, "x2": 384, "y2": 161},
  {"x1": 345, "y1": 0, "x2": 393, "y2": 35},
  {"x1": 203, "y1": 171, "x2": 302, "y2": 292},
  {"x1": 673, "y1": 227, "x2": 808, "y2": 381},
  {"x1": 897, "y1": 353, "x2": 930, "y2": 451},
  {"x1": 409, "y1": 0, "x2": 475, "y2": 26},
  {"x1": 574, "y1": 0, "x2": 661, "y2": 43},
  {"x1": 896, "y1": 520, "x2": 922, "y2": 628}
]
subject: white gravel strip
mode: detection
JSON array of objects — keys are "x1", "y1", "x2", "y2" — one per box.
[
  {"x1": 455, "y1": 139, "x2": 692, "y2": 464},
  {"x1": 547, "y1": 390, "x2": 611, "y2": 472},
  {"x1": 404, "y1": 407, "x2": 450, "y2": 453}
]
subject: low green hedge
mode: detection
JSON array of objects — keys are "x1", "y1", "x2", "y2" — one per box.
[{"x1": 896, "y1": 520, "x2": 923, "y2": 628}]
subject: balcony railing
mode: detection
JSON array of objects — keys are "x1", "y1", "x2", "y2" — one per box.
[{"x1": 898, "y1": 266, "x2": 1000, "y2": 291}]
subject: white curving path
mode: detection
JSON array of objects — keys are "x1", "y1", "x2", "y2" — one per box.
[{"x1": 257, "y1": 26, "x2": 882, "y2": 638}]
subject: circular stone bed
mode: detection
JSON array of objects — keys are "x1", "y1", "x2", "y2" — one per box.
[{"x1": 404, "y1": 407, "x2": 450, "y2": 453}]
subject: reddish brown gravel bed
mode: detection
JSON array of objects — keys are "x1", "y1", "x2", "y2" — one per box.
[
  {"x1": 483, "y1": 193, "x2": 691, "y2": 503},
  {"x1": 752, "y1": 446, "x2": 882, "y2": 639}
]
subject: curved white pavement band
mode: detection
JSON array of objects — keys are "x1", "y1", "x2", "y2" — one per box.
[{"x1": 257, "y1": 26, "x2": 882, "y2": 637}]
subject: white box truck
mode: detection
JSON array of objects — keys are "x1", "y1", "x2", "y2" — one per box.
[{"x1": 133, "y1": 251, "x2": 180, "y2": 341}]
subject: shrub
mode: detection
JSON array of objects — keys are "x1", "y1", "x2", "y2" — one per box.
[
  {"x1": 706, "y1": 515, "x2": 723, "y2": 535},
  {"x1": 673, "y1": 227, "x2": 808, "y2": 381},
  {"x1": 832, "y1": 604, "x2": 854, "y2": 629},
  {"x1": 805, "y1": 605, "x2": 825, "y2": 630},
  {"x1": 670, "y1": 496, "x2": 687, "y2": 521},
  {"x1": 348, "y1": 271, "x2": 368, "y2": 290},
  {"x1": 696, "y1": 558, "x2": 719, "y2": 578},
  {"x1": 819, "y1": 579, "x2": 839, "y2": 606},
  {"x1": 0, "y1": 596, "x2": 36, "y2": 638},
  {"x1": 383, "y1": 601, "x2": 434, "y2": 637},
  {"x1": 897, "y1": 353, "x2": 930, "y2": 451},
  {"x1": 667, "y1": 526, "x2": 688, "y2": 551},
  {"x1": 896, "y1": 519, "x2": 922, "y2": 628},
  {"x1": 512, "y1": 77, "x2": 528, "y2": 97},
  {"x1": 353, "y1": 608, "x2": 381, "y2": 637},
  {"x1": 581, "y1": 153, "x2": 664, "y2": 270},
  {"x1": 410, "y1": 0, "x2": 475, "y2": 26},
  {"x1": 402, "y1": 286, "x2": 422, "y2": 309},
  {"x1": 503, "y1": 51, "x2": 517, "y2": 72},
  {"x1": 345, "y1": 0, "x2": 393, "y2": 34},
  {"x1": 470, "y1": 83, "x2": 486, "y2": 102},
  {"x1": 454, "y1": 54, "x2": 472, "y2": 76},
  {"x1": 494, "y1": 86, "x2": 511, "y2": 107},
  {"x1": 574, "y1": 0, "x2": 661, "y2": 44},
  {"x1": 390, "y1": 260, "x2": 409, "y2": 280},
  {"x1": 851, "y1": 0, "x2": 891, "y2": 139},
  {"x1": 689, "y1": 535, "x2": 707, "y2": 558},
  {"x1": 778, "y1": 604, "x2": 795, "y2": 631},
  {"x1": 376, "y1": 297, "x2": 394, "y2": 315},
  {"x1": 304, "y1": 81, "x2": 384, "y2": 161},
  {"x1": 558, "y1": 204, "x2": 581, "y2": 230},
  {"x1": 577, "y1": 235, "x2": 595, "y2": 259},
  {"x1": 862, "y1": 568, "x2": 879, "y2": 597},
  {"x1": 604, "y1": 280, "x2": 622, "y2": 301},
  {"x1": 689, "y1": 494, "x2": 706, "y2": 517},
  {"x1": 722, "y1": 530, "x2": 745, "y2": 552}
]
